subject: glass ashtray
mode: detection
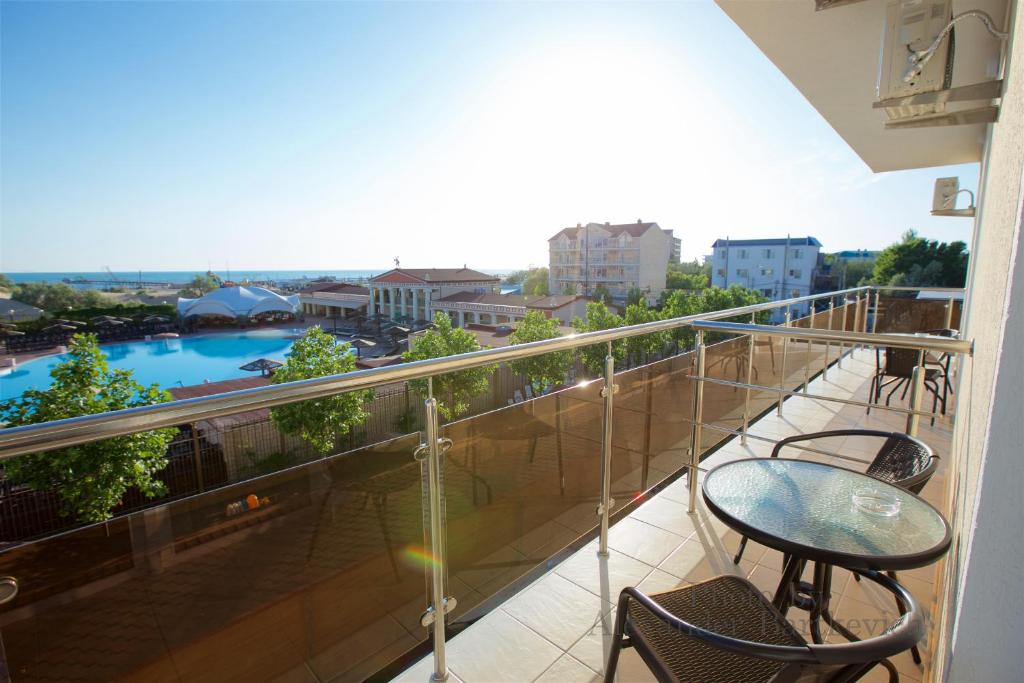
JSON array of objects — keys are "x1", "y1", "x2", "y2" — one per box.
[{"x1": 852, "y1": 488, "x2": 901, "y2": 517}]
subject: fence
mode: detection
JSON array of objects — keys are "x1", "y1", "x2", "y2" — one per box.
[{"x1": 0, "y1": 286, "x2": 965, "y2": 682}]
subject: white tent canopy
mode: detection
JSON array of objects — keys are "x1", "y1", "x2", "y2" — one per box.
[{"x1": 177, "y1": 286, "x2": 300, "y2": 319}]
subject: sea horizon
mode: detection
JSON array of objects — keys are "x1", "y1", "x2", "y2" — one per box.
[{"x1": 6, "y1": 268, "x2": 515, "y2": 287}]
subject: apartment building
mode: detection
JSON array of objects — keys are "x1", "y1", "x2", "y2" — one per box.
[
  {"x1": 709, "y1": 236, "x2": 822, "y2": 320},
  {"x1": 548, "y1": 221, "x2": 675, "y2": 305}
]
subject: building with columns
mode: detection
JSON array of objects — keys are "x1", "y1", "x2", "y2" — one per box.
[
  {"x1": 297, "y1": 282, "x2": 369, "y2": 318},
  {"x1": 430, "y1": 292, "x2": 589, "y2": 328},
  {"x1": 367, "y1": 268, "x2": 501, "y2": 323}
]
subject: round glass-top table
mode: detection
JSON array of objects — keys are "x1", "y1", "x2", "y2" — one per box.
[{"x1": 702, "y1": 458, "x2": 951, "y2": 571}]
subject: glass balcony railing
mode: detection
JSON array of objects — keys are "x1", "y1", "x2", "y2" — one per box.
[{"x1": 0, "y1": 286, "x2": 966, "y2": 681}]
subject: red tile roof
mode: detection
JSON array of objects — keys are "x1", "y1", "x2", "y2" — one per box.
[
  {"x1": 548, "y1": 221, "x2": 660, "y2": 241},
  {"x1": 524, "y1": 294, "x2": 585, "y2": 310},
  {"x1": 297, "y1": 282, "x2": 369, "y2": 295},
  {"x1": 371, "y1": 268, "x2": 500, "y2": 285},
  {"x1": 434, "y1": 292, "x2": 527, "y2": 306}
]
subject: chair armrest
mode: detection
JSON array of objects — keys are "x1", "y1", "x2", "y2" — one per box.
[
  {"x1": 770, "y1": 430, "x2": 896, "y2": 458},
  {"x1": 807, "y1": 570, "x2": 925, "y2": 665}
]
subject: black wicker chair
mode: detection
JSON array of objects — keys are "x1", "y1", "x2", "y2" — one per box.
[
  {"x1": 605, "y1": 570, "x2": 923, "y2": 683},
  {"x1": 733, "y1": 429, "x2": 938, "y2": 665},
  {"x1": 868, "y1": 347, "x2": 946, "y2": 423}
]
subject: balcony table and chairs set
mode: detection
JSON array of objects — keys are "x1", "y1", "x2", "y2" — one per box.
[{"x1": 601, "y1": 298, "x2": 959, "y2": 683}]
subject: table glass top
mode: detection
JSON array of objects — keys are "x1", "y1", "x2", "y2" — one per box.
[{"x1": 703, "y1": 459, "x2": 949, "y2": 564}]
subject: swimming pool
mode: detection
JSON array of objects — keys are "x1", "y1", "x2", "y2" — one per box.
[{"x1": 0, "y1": 328, "x2": 341, "y2": 401}]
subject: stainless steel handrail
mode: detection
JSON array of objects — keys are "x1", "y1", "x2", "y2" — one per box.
[
  {"x1": 688, "y1": 321, "x2": 974, "y2": 356},
  {"x1": 0, "y1": 284, "x2": 964, "y2": 460},
  {"x1": 0, "y1": 286, "x2": 872, "y2": 459}
]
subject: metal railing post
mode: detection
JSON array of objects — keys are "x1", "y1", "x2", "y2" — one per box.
[
  {"x1": 598, "y1": 342, "x2": 617, "y2": 556},
  {"x1": 837, "y1": 296, "x2": 846, "y2": 369},
  {"x1": 905, "y1": 351, "x2": 926, "y2": 437},
  {"x1": 852, "y1": 294, "x2": 863, "y2": 351},
  {"x1": 688, "y1": 331, "x2": 706, "y2": 513},
  {"x1": 417, "y1": 387, "x2": 455, "y2": 682},
  {"x1": 804, "y1": 306, "x2": 813, "y2": 393},
  {"x1": 944, "y1": 296, "x2": 955, "y2": 329},
  {"x1": 189, "y1": 422, "x2": 205, "y2": 493},
  {"x1": 823, "y1": 299, "x2": 834, "y2": 380},
  {"x1": 741, "y1": 313, "x2": 756, "y2": 445},
  {"x1": 777, "y1": 309, "x2": 790, "y2": 416},
  {"x1": 871, "y1": 289, "x2": 880, "y2": 334}
]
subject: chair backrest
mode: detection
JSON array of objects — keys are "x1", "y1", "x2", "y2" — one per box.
[
  {"x1": 866, "y1": 434, "x2": 938, "y2": 495},
  {"x1": 882, "y1": 347, "x2": 920, "y2": 378}
]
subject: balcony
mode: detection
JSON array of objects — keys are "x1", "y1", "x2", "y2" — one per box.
[
  {"x1": 394, "y1": 346, "x2": 953, "y2": 683},
  {"x1": 0, "y1": 289, "x2": 970, "y2": 682}
]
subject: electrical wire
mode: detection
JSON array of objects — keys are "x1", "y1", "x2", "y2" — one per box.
[{"x1": 904, "y1": 9, "x2": 1009, "y2": 83}]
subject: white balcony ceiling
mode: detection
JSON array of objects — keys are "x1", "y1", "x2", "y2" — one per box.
[{"x1": 715, "y1": 0, "x2": 1009, "y2": 172}]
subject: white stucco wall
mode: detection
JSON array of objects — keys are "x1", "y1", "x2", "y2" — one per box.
[{"x1": 938, "y1": 6, "x2": 1024, "y2": 680}]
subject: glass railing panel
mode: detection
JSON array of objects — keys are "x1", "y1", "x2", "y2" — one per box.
[
  {"x1": 608, "y1": 352, "x2": 695, "y2": 499},
  {"x1": 439, "y1": 377, "x2": 602, "y2": 619},
  {"x1": 875, "y1": 295, "x2": 962, "y2": 333},
  {"x1": 0, "y1": 431, "x2": 429, "y2": 683}
]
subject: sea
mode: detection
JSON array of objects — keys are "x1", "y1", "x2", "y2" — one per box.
[{"x1": 7, "y1": 269, "x2": 511, "y2": 289}]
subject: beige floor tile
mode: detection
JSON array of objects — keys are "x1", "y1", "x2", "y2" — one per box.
[
  {"x1": 628, "y1": 495, "x2": 699, "y2": 538},
  {"x1": 567, "y1": 611, "x2": 619, "y2": 674},
  {"x1": 502, "y1": 573, "x2": 612, "y2": 650},
  {"x1": 446, "y1": 610, "x2": 562, "y2": 683},
  {"x1": 554, "y1": 544, "x2": 654, "y2": 604},
  {"x1": 606, "y1": 517, "x2": 687, "y2": 567},
  {"x1": 535, "y1": 654, "x2": 601, "y2": 683},
  {"x1": 635, "y1": 569, "x2": 691, "y2": 595}
]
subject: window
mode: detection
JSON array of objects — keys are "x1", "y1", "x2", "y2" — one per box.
[
  {"x1": 760, "y1": 267, "x2": 774, "y2": 277},
  {"x1": 791, "y1": 248, "x2": 803, "y2": 259},
  {"x1": 761, "y1": 288, "x2": 774, "y2": 298},
  {"x1": 717, "y1": 248, "x2": 727, "y2": 260},
  {"x1": 738, "y1": 249, "x2": 748, "y2": 259},
  {"x1": 788, "y1": 268, "x2": 802, "y2": 278},
  {"x1": 716, "y1": 268, "x2": 726, "y2": 277},
  {"x1": 791, "y1": 289, "x2": 801, "y2": 298},
  {"x1": 763, "y1": 248, "x2": 775, "y2": 259},
  {"x1": 736, "y1": 268, "x2": 749, "y2": 278}
]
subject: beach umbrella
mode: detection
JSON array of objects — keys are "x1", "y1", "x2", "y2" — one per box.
[
  {"x1": 95, "y1": 319, "x2": 124, "y2": 327},
  {"x1": 239, "y1": 358, "x2": 284, "y2": 377},
  {"x1": 388, "y1": 326, "x2": 411, "y2": 338},
  {"x1": 0, "y1": 329, "x2": 24, "y2": 336},
  {"x1": 52, "y1": 319, "x2": 84, "y2": 326},
  {"x1": 43, "y1": 324, "x2": 78, "y2": 333}
]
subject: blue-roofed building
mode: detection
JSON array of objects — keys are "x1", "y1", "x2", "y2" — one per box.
[{"x1": 710, "y1": 237, "x2": 823, "y2": 321}]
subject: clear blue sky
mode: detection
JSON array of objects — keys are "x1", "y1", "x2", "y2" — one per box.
[{"x1": 1, "y1": 0, "x2": 978, "y2": 272}]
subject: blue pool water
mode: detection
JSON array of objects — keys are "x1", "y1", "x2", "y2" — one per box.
[{"x1": 0, "y1": 329, "x2": 333, "y2": 400}]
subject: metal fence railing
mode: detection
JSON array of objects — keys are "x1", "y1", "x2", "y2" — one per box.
[{"x1": 0, "y1": 285, "x2": 968, "y2": 682}]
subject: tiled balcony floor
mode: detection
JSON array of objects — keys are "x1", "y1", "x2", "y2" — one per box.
[{"x1": 394, "y1": 349, "x2": 953, "y2": 683}]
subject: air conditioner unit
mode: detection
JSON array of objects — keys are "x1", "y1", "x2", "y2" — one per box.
[{"x1": 877, "y1": 0, "x2": 953, "y2": 120}]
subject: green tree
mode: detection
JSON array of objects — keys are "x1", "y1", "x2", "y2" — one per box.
[
  {"x1": 0, "y1": 334, "x2": 176, "y2": 522},
  {"x1": 626, "y1": 286, "x2": 645, "y2": 307},
  {"x1": 269, "y1": 327, "x2": 371, "y2": 453},
  {"x1": 660, "y1": 285, "x2": 768, "y2": 350},
  {"x1": 872, "y1": 230, "x2": 968, "y2": 287},
  {"x1": 562, "y1": 283, "x2": 576, "y2": 296},
  {"x1": 11, "y1": 282, "x2": 105, "y2": 312},
  {"x1": 179, "y1": 274, "x2": 221, "y2": 298},
  {"x1": 508, "y1": 311, "x2": 570, "y2": 393},
  {"x1": 623, "y1": 301, "x2": 667, "y2": 366},
  {"x1": 591, "y1": 283, "x2": 612, "y2": 304},
  {"x1": 665, "y1": 270, "x2": 709, "y2": 291},
  {"x1": 523, "y1": 267, "x2": 550, "y2": 296},
  {"x1": 572, "y1": 301, "x2": 624, "y2": 376},
  {"x1": 403, "y1": 312, "x2": 496, "y2": 420},
  {"x1": 0, "y1": 274, "x2": 13, "y2": 293}
]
